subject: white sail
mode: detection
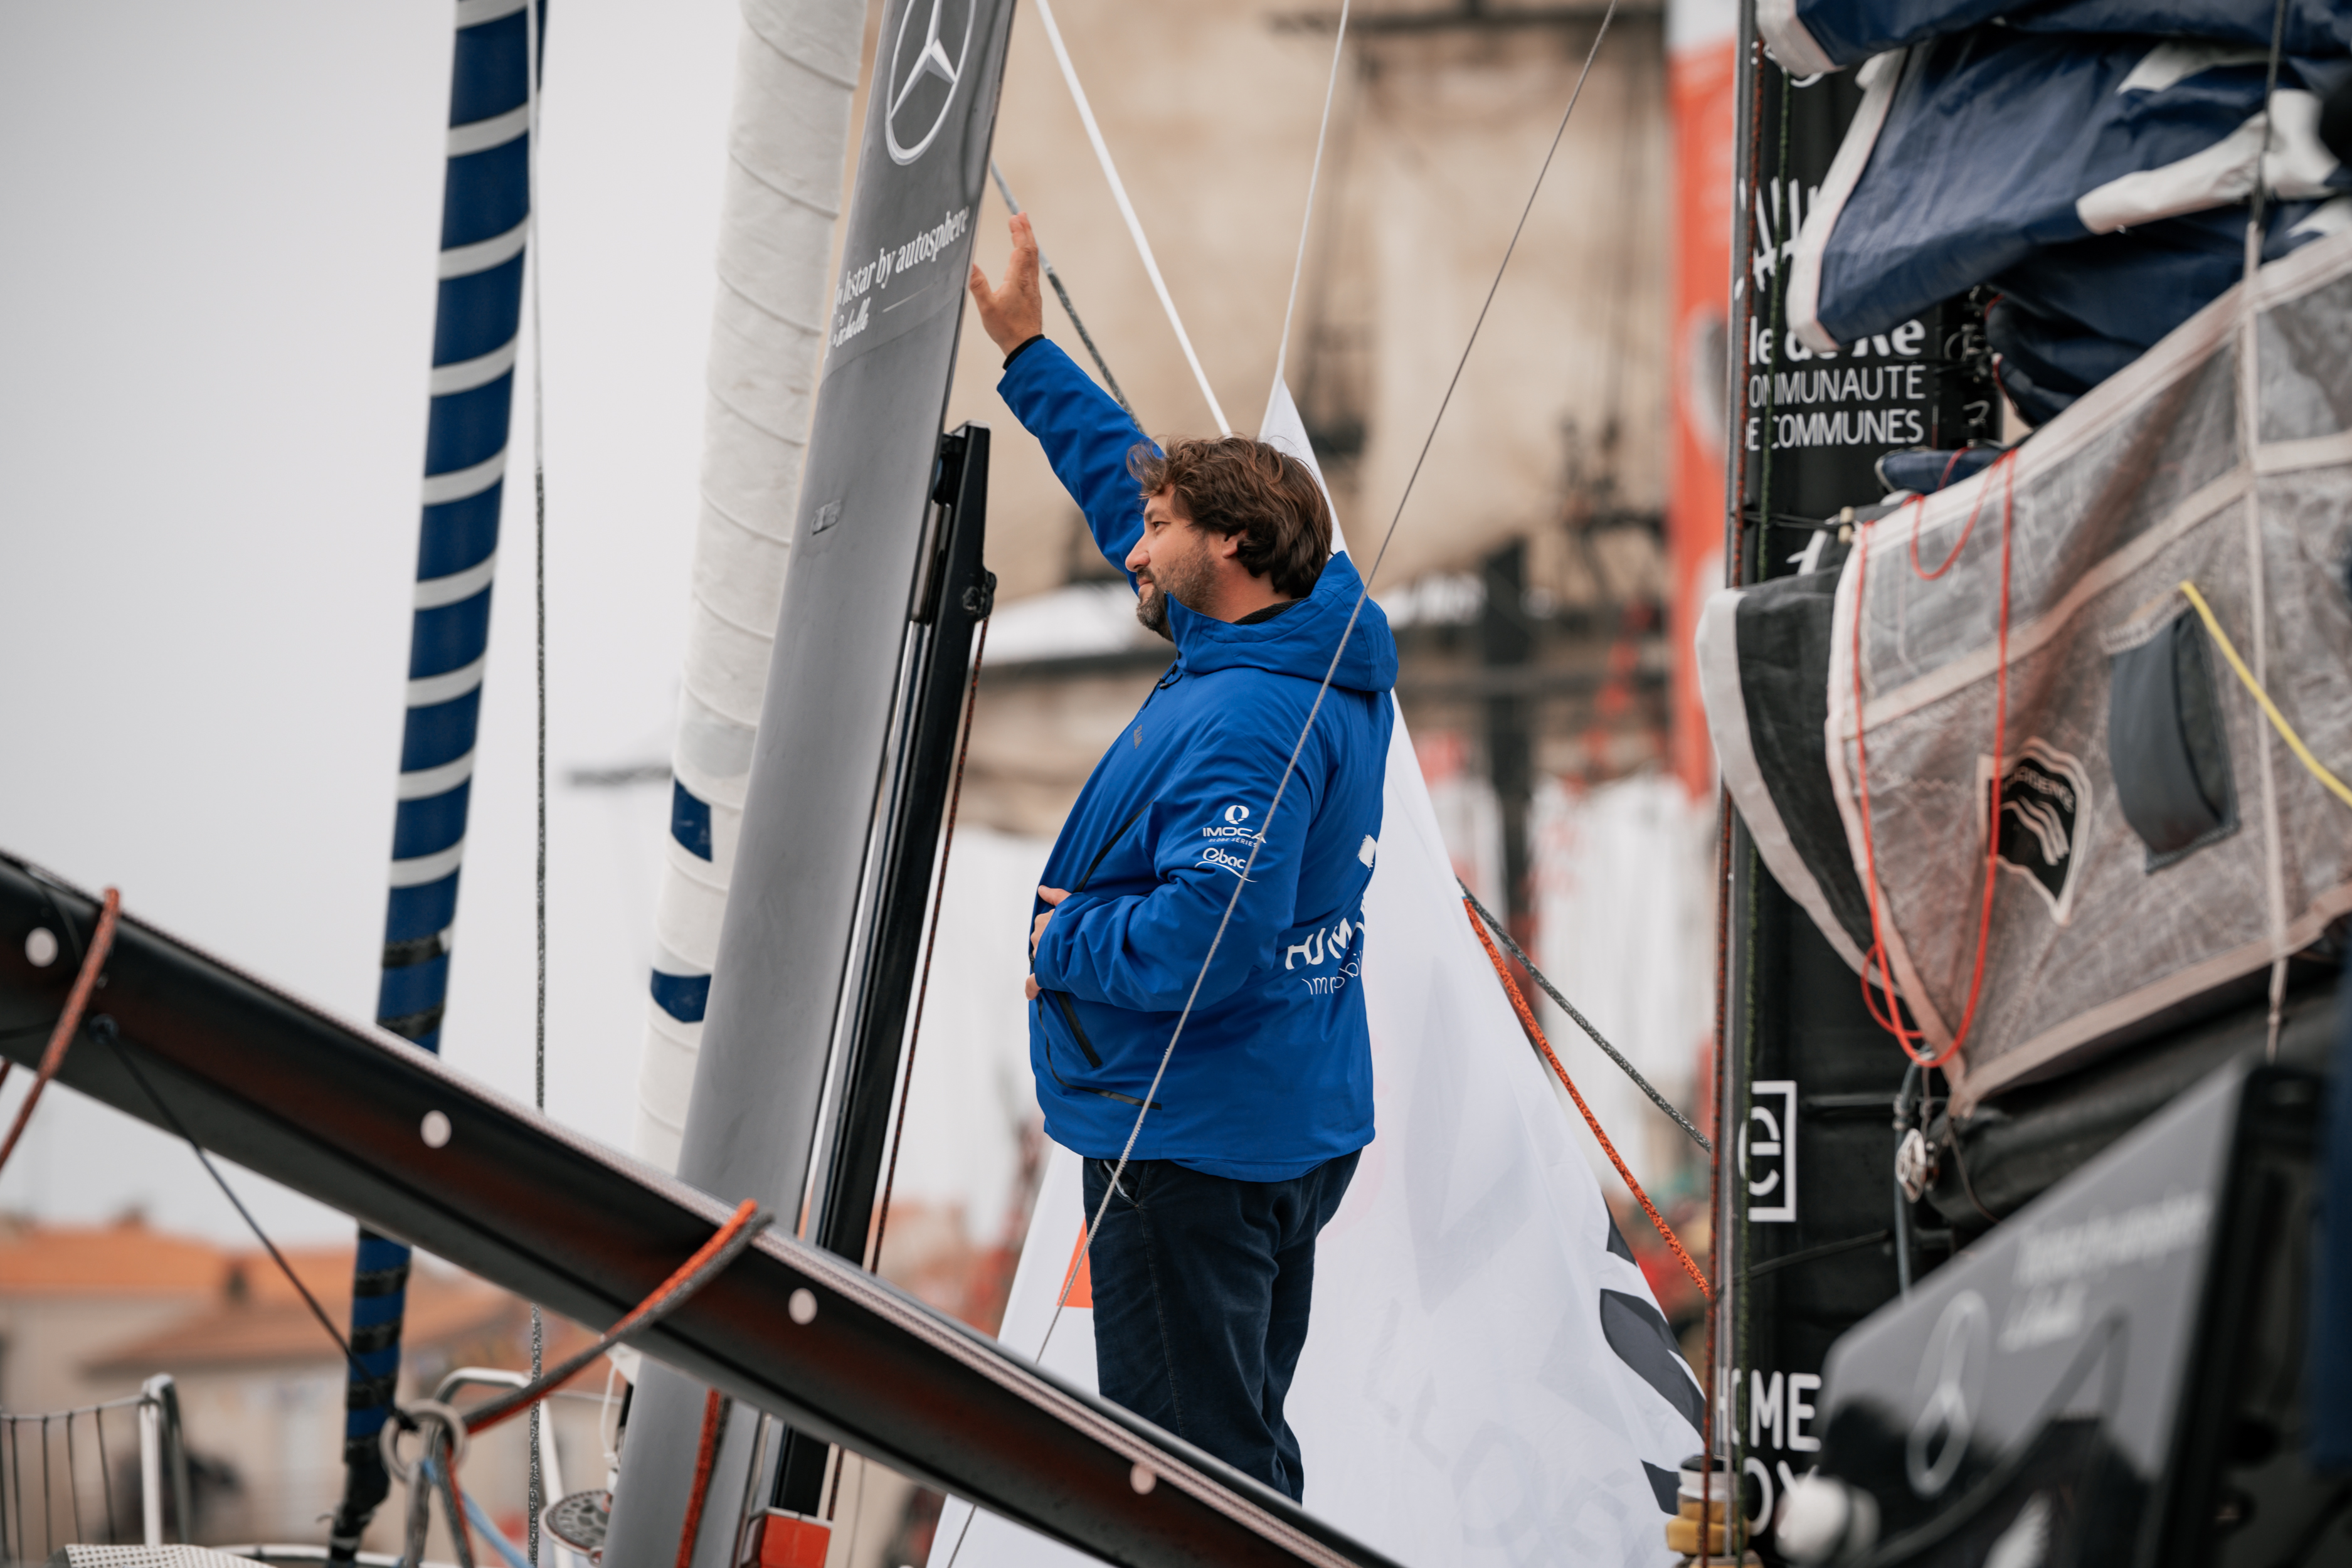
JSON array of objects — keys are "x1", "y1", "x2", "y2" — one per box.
[{"x1": 633, "y1": 0, "x2": 866, "y2": 1173}]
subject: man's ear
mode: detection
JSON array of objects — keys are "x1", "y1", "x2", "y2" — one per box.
[{"x1": 1211, "y1": 530, "x2": 1247, "y2": 563}]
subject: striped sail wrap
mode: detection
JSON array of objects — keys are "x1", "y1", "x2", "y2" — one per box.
[
  {"x1": 334, "y1": 0, "x2": 541, "y2": 1554},
  {"x1": 632, "y1": 0, "x2": 864, "y2": 1177}
]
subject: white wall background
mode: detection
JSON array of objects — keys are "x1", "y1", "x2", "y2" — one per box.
[{"x1": 0, "y1": 0, "x2": 744, "y2": 1242}]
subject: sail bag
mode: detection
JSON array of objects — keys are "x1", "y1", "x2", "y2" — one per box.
[{"x1": 1706, "y1": 232, "x2": 2352, "y2": 1111}]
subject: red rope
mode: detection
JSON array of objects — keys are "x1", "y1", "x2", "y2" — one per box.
[
  {"x1": 1854, "y1": 451, "x2": 2016, "y2": 1068},
  {"x1": 675, "y1": 1387, "x2": 729, "y2": 1568},
  {"x1": 1465, "y1": 901, "x2": 1713, "y2": 1303},
  {"x1": 0, "y1": 887, "x2": 121, "y2": 1176},
  {"x1": 464, "y1": 1197, "x2": 766, "y2": 1436}
]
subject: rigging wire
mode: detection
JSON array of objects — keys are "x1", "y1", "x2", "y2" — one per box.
[
  {"x1": 1459, "y1": 878, "x2": 1710, "y2": 1150},
  {"x1": 97, "y1": 1020, "x2": 408, "y2": 1427},
  {"x1": 1038, "y1": 0, "x2": 1624, "y2": 1366},
  {"x1": 988, "y1": 164, "x2": 1135, "y2": 421},
  {"x1": 1466, "y1": 901, "x2": 1712, "y2": 1301},
  {"x1": 524, "y1": 0, "x2": 548, "y2": 1555},
  {"x1": 1267, "y1": 0, "x2": 1351, "y2": 414},
  {"x1": 1031, "y1": 0, "x2": 1231, "y2": 435}
]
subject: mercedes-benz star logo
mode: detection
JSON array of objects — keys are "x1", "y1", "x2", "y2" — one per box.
[{"x1": 885, "y1": 0, "x2": 972, "y2": 167}]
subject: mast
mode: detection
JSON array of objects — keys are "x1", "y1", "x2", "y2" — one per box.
[
  {"x1": 331, "y1": 3, "x2": 542, "y2": 1558},
  {"x1": 1712, "y1": 14, "x2": 1998, "y2": 1554},
  {"x1": 603, "y1": 2, "x2": 1017, "y2": 1562}
]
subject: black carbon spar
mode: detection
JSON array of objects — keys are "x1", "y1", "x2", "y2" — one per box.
[{"x1": 0, "y1": 854, "x2": 1403, "y2": 1568}]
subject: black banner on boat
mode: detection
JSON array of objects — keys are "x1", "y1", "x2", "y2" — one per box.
[{"x1": 604, "y1": 3, "x2": 1015, "y2": 1565}]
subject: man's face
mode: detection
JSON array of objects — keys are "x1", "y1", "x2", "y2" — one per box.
[{"x1": 1126, "y1": 487, "x2": 1217, "y2": 642}]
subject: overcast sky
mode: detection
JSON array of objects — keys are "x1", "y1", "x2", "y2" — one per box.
[{"x1": 0, "y1": 0, "x2": 1057, "y2": 1248}]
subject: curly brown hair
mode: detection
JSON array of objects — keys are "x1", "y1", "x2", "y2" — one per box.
[{"x1": 1126, "y1": 438, "x2": 1332, "y2": 600}]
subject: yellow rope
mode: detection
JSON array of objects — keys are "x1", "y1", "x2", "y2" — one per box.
[{"x1": 2179, "y1": 580, "x2": 2352, "y2": 813}]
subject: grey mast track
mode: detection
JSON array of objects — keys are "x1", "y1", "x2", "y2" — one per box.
[{"x1": 0, "y1": 857, "x2": 1402, "y2": 1568}]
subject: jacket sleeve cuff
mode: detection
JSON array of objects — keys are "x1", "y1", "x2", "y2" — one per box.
[{"x1": 1003, "y1": 334, "x2": 1046, "y2": 370}]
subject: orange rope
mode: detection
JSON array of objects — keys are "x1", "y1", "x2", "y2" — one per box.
[
  {"x1": 1854, "y1": 451, "x2": 2016, "y2": 1068},
  {"x1": 1464, "y1": 901, "x2": 1712, "y2": 1303},
  {"x1": 0, "y1": 887, "x2": 121, "y2": 1175},
  {"x1": 675, "y1": 1387, "x2": 729, "y2": 1568},
  {"x1": 464, "y1": 1197, "x2": 766, "y2": 1436}
]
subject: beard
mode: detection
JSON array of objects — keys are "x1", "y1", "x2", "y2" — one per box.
[
  {"x1": 1134, "y1": 576, "x2": 1173, "y2": 641},
  {"x1": 1133, "y1": 548, "x2": 1216, "y2": 643}
]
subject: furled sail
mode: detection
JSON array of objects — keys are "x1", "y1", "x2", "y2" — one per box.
[
  {"x1": 604, "y1": 1, "x2": 1017, "y2": 1563},
  {"x1": 630, "y1": 0, "x2": 867, "y2": 1177}
]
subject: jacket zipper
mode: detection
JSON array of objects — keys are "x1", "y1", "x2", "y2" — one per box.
[{"x1": 1035, "y1": 799, "x2": 1163, "y2": 1111}]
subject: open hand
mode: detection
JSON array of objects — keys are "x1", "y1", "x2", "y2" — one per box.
[
  {"x1": 1023, "y1": 884, "x2": 1069, "y2": 1000},
  {"x1": 968, "y1": 213, "x2": 1044, "y2": 356}
]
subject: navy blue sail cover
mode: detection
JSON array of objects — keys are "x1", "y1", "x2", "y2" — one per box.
[
  {"x1": 1789, "y1": 32, "x2": 2348, "y2": 421},
  {"x1": 1763, "y1": 0, "x2": 2351, "y2": 76}
]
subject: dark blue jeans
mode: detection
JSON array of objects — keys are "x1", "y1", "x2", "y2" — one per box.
[{"x1": 1081, "y1": 1150, "x2": 1359, "y2": 1501}]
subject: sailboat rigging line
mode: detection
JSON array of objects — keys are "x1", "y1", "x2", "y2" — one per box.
[
  {"x1": 1853, "y1": 452, "x2": 2016, "y2": 1069},
  {"x1": 98, "y1": 1022, "x2": 411, "y2": 1431},
  {"x1": 459, "y1": 1200, "x2": 770, "y2": 1438},
  {"x1": 1458, "y1": 878, "x2": 1710, "y2": 1150},
  {"x1": 1269, "y1": 0, "x2": 1351, "y2": 407},
  {"x1": 524, "y1": 1, "x2": 548, "y2": 1558},
  {"x1": 1037, "y1": 0, "x2": 1623, "y2": 1357},
  {"x1": 2181, "y1": 580, "x2": 2352, "y2": 813},
  {"x1": 1030, "y1": 0, "x2": 1232, "y2": 435},
  {"x1": 0, "y1": 887, "x2": 117, "y2": 1177},
  {"x1": 674, "y1": 1390, "x2": 729, "y2": 1568},
  {"x1": 1466, "y1": 904, "x2": 1713, "y2": 1302},
  {"x1": 987, "y1": 164, "x2": 1135, "y2": 421},
  {"x1": 867, "y1": 617, "x2": 992, "y2": 1276}
]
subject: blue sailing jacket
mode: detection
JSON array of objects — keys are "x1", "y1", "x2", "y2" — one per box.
[{"x1": 999, "y1": 341, "x2": 1397, "y2": 1181}]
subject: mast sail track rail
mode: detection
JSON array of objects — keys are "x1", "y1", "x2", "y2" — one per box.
[{"x1": 0, "y1": 856, "x2": 1401, "y2": 1568}]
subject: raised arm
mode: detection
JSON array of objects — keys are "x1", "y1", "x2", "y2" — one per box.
[{"x1": 971, "y1": 215, "x2": 1154, "y2": 575}]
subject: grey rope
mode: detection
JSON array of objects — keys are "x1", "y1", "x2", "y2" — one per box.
[
  {"x1": 988, "y1": 161, "x2": 1136, "y2": 420},
  {"x1": 524, "y1": 0, "x2": 548, "y2": 1557},
  {"x1": 1268, "y1": 0, "x2": 1350, "y2": 405},
  {"x1": 1458, "y1": 878, "x2": 1710, "y2": 1152},
  {"x1": 1037, "y1": 0, "x2": 1624, "y2": 1366}
]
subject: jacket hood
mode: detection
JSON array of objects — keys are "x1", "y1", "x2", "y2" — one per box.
[{"x1": 1165, "y1": 551, "x2": 1398, "y2": 694}]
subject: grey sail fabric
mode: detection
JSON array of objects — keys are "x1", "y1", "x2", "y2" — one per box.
[{"x1": 1820, "y1": 232, "x2": 2352, "y2": 1111}]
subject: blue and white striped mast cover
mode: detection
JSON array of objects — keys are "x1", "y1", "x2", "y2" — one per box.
[{"x1": 330, "y1": 1, "x2": 541, "y2": 1557}]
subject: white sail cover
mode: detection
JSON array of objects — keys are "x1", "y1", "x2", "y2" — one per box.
[
  {"x1": 634, "y1": 0, "x2": 864, "y2": 1172},
  {"x1": 933, "y1": 393, "x2": 1698, "y2": 1568},
  {"x1": 1821, "y1": 232, "x2": 2352, "y2": 1110}
]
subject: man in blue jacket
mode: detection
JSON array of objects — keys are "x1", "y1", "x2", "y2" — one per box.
[{"x1": 970, "y1": 216, "x2": 1396, "y2": 1502}]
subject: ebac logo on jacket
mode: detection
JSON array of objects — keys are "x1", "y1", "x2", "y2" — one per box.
[{"x1": 1976, "y1": 739, "x2": 2090, "y2": 924}]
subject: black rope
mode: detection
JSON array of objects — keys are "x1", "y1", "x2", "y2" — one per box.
[
  {"x1": 97, "y1": 1020, "x2": 411, "y2": 1429},
  {"x1": 1458, "y1": 879, "x2": 1711, "y2": 1150},
  {"x1": 988, "y1": 161, "x2": 1136, "y2": 421}
]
